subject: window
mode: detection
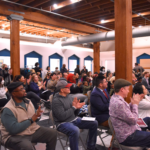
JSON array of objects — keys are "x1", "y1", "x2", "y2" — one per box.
[
  {"x1": 105, "y1": 60, "x2": 115, "y2": 73},
  {"x1": 0, "y1": 49, "x2": 10, "y2": 68},
  {"x1": 24, "y1": 51, "x2": 42, "y2": 69},
  {"x1": 69, "y1": 59, "x2": 77, "y2": 72},
  {"x1": 49, "y1": 53, "x2": 63, "y2": 72},
  {"x1": 68, "y1": 55, "x2": 80, "y2": 73},
  {"x1": 84, "y1": 56, "x2": 93, "y2": 73},
  {"x1": 26, "y1": 57, "x2": 39, "y2": 69},
  {"x1": 50, "y1": 59, "x2": 60, "y2": 72}
]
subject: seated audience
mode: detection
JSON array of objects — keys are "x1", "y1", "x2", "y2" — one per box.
[
  {"x1": 135, "y1": 69, "x2": 141, "y2": 78},
  {"x1": 60, "y1": 72, "x2": 68, "y2": 81},
  {"x1": 109, "y1": 79, "x2": 150, "y2": 148},
  {"x1": 52, "y1": 80, "x2": 98, "y2": 150},
  {"x1": 93, "y1": 72, "x2": 98, "y2": 87},
  {"x1": 0, "y1": 76, "x2": 10, "y2": 107},
  {"x1": 142, "y1": 72, "x2": 150, "y2": 91},
  {"x1": 47, "y1": 73, "x2": 58, "y2": 93},
  {"x1": 81, "y1": 66, "x2": 88, "y2": 74},
  {"x1": 2, "y1": 64, "x2": 12, "y2": 86},
  {"x1": 13, "y1": 75, "x2": 43, "y2": 109},
  {"x1": 87, "y1": 71, "x2": 93, "y2": 81},
  {"x1": 90, "y1": 76, "x2": 110, "y2": 127},
  {"x1": 132, "y1": 72, "x2": 137, "y2": 85},
  {"x1": 67, "y1": 73, "x2": 79, "y2": 84},
  {"x1": 61, "y1": 64, "x2": 68, "y2": 74},
  {"x1": 37, "y1": 72, "x2": 43, "y2": 82},
  {"x1": 74, "y1": 65, "x2": 81, "y2": 75},
  {"x1": 42, "y1": 66, "x2": 50, "y2": 79},
  {"x1": 135, "y1": 83, "x2": 150, "y2": 118},
  {"x1": 43, "y1": 73, "x2": 50, "y2": 88},
  {"x1": 83, "y1": 81, "x2": 92, "y2": 95},
  {"x1": 1, "y1": 82, "x2": 57, "y2": 150},
  {"x1": 54, "y1": 67, "x2": 59, "y2": 74},
  {"x1": 30, "y1": 74, "x2": 45, "y2": 96}
]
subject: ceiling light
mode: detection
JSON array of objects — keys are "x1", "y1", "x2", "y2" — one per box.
[
  {"x1": 53, "y1": 4, "x2": 57, "y2": 8},
  {"x1": 138, "y1": 13, "x2": 141, "y2": 16},
  {"x1": 2, "y1": 24, "x2": 5, "y2": 27},
  {"x1": 101, "y1": 20, "x2": 105, "y2": 24},
  {"x1": 47, "y1": 32, "x2": 50, "y2": 34},
  {"x1": 139, "y1": 25, "x2": 142, "y2": 28},
  {"x1": 71, "y1": 0, "x2": 76, "y2": 2}
]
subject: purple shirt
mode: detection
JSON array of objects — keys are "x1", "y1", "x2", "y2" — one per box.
[{"x1": 109, "y1": 94, "x2": 141, "y2": 143}]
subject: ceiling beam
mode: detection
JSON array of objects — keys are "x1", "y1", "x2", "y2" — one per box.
[
  {"x1": 29, "y1": 0, "x2": 50, "y2": 7},
  {"x1": 0, "y1": 2, "x2": 105, "y2": 33},
  {"x1": 19, "y1": 0, "x2": 35, "y2": 5},
  {"x1": 92, "y1": 11, "x2": 150, "y2": 25}
]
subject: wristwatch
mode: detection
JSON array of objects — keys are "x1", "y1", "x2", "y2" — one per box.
[{"x1": 28, "y1": 118, "x2": 34, "y2": 124}]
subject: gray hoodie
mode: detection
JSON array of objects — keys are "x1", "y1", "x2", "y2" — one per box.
[{"x1": 52, "y1": 92, "x2": 76, "y2": 126}]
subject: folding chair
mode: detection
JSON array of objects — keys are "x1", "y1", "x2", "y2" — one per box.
[
  {"x1": 88, "y1": 105, "x2": 111, "y2": 150},
  {"x1": 49, "y1": 110, "x2": 86, "y2": 150},
  {"x1": 108, "y1": 118, "x2": 144, "y2": 150}
]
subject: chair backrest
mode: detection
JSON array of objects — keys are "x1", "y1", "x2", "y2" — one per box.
[
  {"x1": 49, "y1": 94, "x2": 53, "y2": 104},
  {"x1": 49, "y1": 110, "x2": 56, "y2": 129},
  {"x1": 87, "y1": 90, "x2": 91, "y2": 101},
  {"x1": 108, "y1": 118, "x2": 143, "y2": 150},
  {"x1": 88, "y1": 105, "x2": 92, "y2": 117}
]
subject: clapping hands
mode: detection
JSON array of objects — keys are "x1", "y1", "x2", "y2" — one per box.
[{"x1": 72, "y1": 97, "x2": 85, "y2": 109}]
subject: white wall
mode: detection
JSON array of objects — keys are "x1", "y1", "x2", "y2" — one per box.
[
  {"x1": 0, "y1": 36, "x2": 150, "y2": 73},
  {"x1": 0, "y1": 39, "x2": 93, "y2": 72}
]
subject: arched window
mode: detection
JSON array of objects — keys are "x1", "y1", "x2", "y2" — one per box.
[
  {"x1": 68, "y1": 54, "x2": 80, "y2": 73},
  {"x1": 0, "y1": 49, "x2": 10, "y2": 68},
  {"x1": 24, "y1": 51, "x2": 42, "y2": 69},
  {"x1": 49, "y1": 53, "x2": 63, "y2": 72},
  {"x1": 84, "y1": 56, "x2": 93, "y2": 73},
  {"x1": 136, "y1": 53, "x2": 150, "y2": 70}
]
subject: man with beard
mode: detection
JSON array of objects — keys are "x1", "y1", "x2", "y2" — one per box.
[{"x1": 1, "y1": 82, "x2": 57, "y2": 150}]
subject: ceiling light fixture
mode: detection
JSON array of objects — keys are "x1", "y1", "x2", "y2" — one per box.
[
  {"x1": 47, "y1": 32, "x2": 50, "y2": 34},
  {"x1": 53, "y1": 4, "x2": 57, "y2": 8},
  {"x1": 139, "y1": 25, "x2": 142, "y2": 28},
  {"x1": 138, "y1": 13, "x2": 141, "y2": 16},
  {"x1": 101, "y1": 20, "x2": 105, "y2": 24}
]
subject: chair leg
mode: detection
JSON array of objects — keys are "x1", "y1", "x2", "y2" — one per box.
[
  {"x1": 79, "y1": 136, "x2": 86, "y2": 150},
  {"x1": 110, "y1": 137, "x2": 115, "y2": 150},
  {"x1": 58, "y1": 135, "x2": 65, "y2": 150}
]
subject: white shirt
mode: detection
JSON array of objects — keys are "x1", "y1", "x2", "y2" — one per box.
[
  {"x1": 0, "y1": 87, "x2": 7, "y2": 99},
  {"x1": 138, "y1": 95, "x2": 150, "y2": 119}
]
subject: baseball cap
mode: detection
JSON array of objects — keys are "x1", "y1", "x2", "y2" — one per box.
[{"x1": 56, "y1": 80, "x2": 72, "y2": 90}]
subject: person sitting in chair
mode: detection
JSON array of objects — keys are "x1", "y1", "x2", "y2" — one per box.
[
  {"x1": 90, "y1": 75, "x2": 110, "y2": 127},
  {"x1": 1, "y1": 82, "x2": 57, "y2": 150},
  {"x1": 52, "y1": 80, "x2": 98, "y2": 150},
  {"x1": 109, "y1": 79, "x2": 150, "y2": 148}
]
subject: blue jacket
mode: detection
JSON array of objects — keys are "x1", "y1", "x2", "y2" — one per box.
[
  {"x1": 30, "y1": 82, "x2": 40, "y2": 96},
  {"x1": 90, "y1": 87, "x2": 110, "y2": 124}
]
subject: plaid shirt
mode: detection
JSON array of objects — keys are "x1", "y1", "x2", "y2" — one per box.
[{"x1": 109, "y1": 94, "x2": 141, "y2": 143}]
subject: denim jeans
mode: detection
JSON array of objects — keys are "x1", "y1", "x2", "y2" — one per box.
[
  {"x1": 57, "y1": 117, "x2": 98, "y2": 150},
  {"x1": 121, "y1": 117, "x2": 150, "y2": 147}
]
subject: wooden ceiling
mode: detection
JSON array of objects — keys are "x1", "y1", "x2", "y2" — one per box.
[{"x1": 0, "y1": 0, "x2": 150, "y2": 38}]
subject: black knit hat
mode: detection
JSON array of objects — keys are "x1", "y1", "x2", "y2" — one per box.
[{"x1": 7, "y1": 82, "x2": 23, "y2": 93}]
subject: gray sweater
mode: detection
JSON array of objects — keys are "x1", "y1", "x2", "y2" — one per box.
[{"x1": 52, "y1": 93, "x2": 76, "y2": 126}]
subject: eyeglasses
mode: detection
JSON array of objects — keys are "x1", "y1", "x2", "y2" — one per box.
[{"x1": 13, "y1": 87, "x2": 25, "y2": 92}]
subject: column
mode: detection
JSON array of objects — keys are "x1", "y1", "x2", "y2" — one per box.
[
  {"x1": 93, "y1": 42, "x2": 100, "y2": 73},
  {"x1": 115, "y1": 0, "x2": 132, "y2": 103},
  {"x1": 8, "y1": 14, "x2": 24, "y2": 78}
]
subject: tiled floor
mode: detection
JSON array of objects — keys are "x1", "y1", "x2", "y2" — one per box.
[{"x1": 1, "y1": 108, "x2": 112, "y2": 150}]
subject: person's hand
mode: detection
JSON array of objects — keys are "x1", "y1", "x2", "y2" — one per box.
[
  {"x1": 77, "y1": 82, "x2": 82, "y2": 87},
  {"x1": 72, "y1": 97, "x2": 78, "y2": 108},
  {"x1": 131, "y1": 94, "x2": 141, "y2": 105},
  {"x1": 5, "y1": 88, "x2": 8, "y2": 92},
  {"x1": 76, "y1": 100, "x2": 85, "y2": 109},
  {"x1": 89, "y1": 82, "x2": 92, "y2": 86},
  {"x1": 32, "y1": 106, "x2": 43, "y2": 122},
  {"x1": 43, "y1": 81, "x2": 46, "y2": 85}
]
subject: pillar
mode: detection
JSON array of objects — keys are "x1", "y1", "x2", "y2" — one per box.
[
  {"x1": 93, "y1": 42, "x2": 100, "y2": 73},
  {"x1": 8, "y1": 14, "x2": 24, "y2": 78},
  {"x1": 115, "y1": 0, "x2": 132, "y2": 102}
]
